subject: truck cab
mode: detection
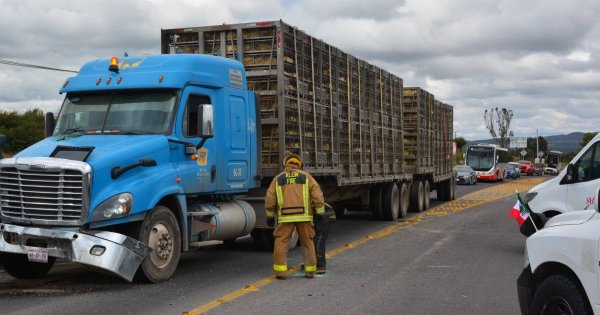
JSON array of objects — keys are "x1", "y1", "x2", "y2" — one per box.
[{"x1": 0, "y1": 54, "x2": 259, "y2": 282}]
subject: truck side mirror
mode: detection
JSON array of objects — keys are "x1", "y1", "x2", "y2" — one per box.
[
  {"x1": 197, "y1": 104, "x2": 214, "y2": 138},
  {"x1": 195, "y1": 104, "x2": 214, "y2": 150},
  {"x1": 45, "y1": 112, "x2": 55, "y2": 138}
]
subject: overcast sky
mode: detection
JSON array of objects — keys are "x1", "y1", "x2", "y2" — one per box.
[{"x1": 0, "y1": 0, "x2": 598, "y2": 140}]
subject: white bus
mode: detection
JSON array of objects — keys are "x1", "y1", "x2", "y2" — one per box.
[{"x1": 465, "y1": 144, "x2": 510, "y2": 181}]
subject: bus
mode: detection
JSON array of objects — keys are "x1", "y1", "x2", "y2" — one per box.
[{"x1": 465, "y1": 144, "x2": 510, "y2": 181}]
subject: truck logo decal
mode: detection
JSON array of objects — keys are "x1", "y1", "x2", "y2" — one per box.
[
  {"x1": 584, "y1": 196, "x2": 596, "y2": 210},
  {"x1": 248, "y1": 118, "x2": 255, "y2": 133},
  {"x1": 120, "y1": 57, "x2": 145, "y2": 70},
  {"x1": 197, "y1": 148, "x2": 208, "y2": 166}
]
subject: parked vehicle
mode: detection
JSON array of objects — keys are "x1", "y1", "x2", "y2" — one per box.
[
  {"x1": 506, "y1": 164, "x2": 520, "y2": 179},
  {"x1": 519, "y1": 160, "x2": 534, "y2": 176},
  {"x1": 517, "y1": 193, "x2": 600, "y2": 314},
  {"x1": 522, "y1": 132, "x2": 600, "y2": 236},
  {"x1": 532, "y1": 163, "x2": 544, "y2": 176},
  {"x1": 0, "y1": 21, "x2": 455, "y2": 283},
  {"x1": 544, "y1": 165, "x2": 559, "y2": 175},
  {"x1": 545, "y1": 151, "x2": 562, "y2": 175},
  {"x1": 508, "y1": 161, "x2": 522, "y2": 178},
  {"x1": 454, "y1": 165, "x2": 476, "y2": 185}
]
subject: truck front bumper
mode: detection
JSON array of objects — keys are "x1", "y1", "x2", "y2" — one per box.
[{"x1": 0, "y1": 223, "x2": 149, "y2": 282}]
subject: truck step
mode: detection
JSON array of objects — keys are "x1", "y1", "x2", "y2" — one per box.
[
  {"x1": 187, "y1": 211, "x2": 215, "y2": 217},
  {"x1": 189, "y1": 240, "x2": 223, "y2": 247}
]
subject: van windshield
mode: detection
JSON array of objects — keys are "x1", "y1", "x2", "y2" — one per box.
[{"x1": 54, "y1": 91, "x2": 176, "y2": 138}]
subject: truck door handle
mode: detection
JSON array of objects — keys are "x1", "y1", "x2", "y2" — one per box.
[{"x1": 211, "y1": 165, "x2": 216, "y2": 183}]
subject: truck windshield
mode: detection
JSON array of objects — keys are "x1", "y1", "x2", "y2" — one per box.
[
  {"x1": 466, "y1": 147, "x2": 495, "y2": 171},
  {"x1": 54, "y1": 91, "x2": 176, "y2": 137}
]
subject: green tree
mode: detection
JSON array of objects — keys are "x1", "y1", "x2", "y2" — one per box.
[
  {"x1": 483, "y1": 107, "x2": 513, "y2": 148},
  {"x1": 580, "y1": 132, "x2": 598, "y2": 148},
  {"x1": 455, "y1": 136, "x2": 467, "y2": 153},
  {"x1": 526, "y1": 136, "x2": 548, "y2": 160},
  {"x1": 0, "y1": 108, "x2": 45, "y2": 155}
]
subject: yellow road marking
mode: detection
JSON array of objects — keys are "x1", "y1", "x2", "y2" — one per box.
[{"x1": 182, "y1": 178, "x2": 544, "y2": 314}]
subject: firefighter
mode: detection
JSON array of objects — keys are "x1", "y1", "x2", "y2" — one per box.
[
  {"x1": 314, "y1": 203, "x2": 336, "y2": 274},
  {"x1": 265, "y1": 153, "x2": 325, "y2": 279}
]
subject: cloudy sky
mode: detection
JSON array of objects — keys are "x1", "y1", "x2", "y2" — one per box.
[{"x1": 0, "y1": 0, "x2": 599, "y2": 140}]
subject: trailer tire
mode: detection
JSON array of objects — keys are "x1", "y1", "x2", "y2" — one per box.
[
  {"x1": 381, "y1": 182, "x2": 400, "y2": 221},
  {"x1": 437, "y1": 180, "x2": 448, "y2": 201},
  {"x1": 0, "y1": 253, "x2": 55, "y2": 279},
  {"x1": 409, "y1": 181, "x2": 424, "y2": 213},
  {"x1": 423, "y1": 180, "x2": 430, "y2": 211},
  {"x1": 136, "y1": 206, "x2": 181, "y2": 283},
  {"x1": 450, "y1": 177, "x2": 456, "y2": 200},
  {"x1": 398, "y1": 182, "x2": 409, "y2": 219},
  {"x1": 370, "y1": 184, "x2": 383, "y2": 220}
]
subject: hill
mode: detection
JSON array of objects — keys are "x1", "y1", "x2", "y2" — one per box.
[{"x1": 468, "y1": 132, "x2": 584, "y2": 153}]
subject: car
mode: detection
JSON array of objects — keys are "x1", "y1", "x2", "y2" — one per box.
[
  {"x1": 508, "y1": 162, "x2": 522, "y2": 178},
  {"x1": 544, "y1": 164, "x2": 559, "y2": 175},
  {"x1": 532, "y1": 163, "x2": 544, "y2": 176},
  {"x1": 517, "y1": 191, "x2": 600, "y2": 314},
  {"x1": 506, "y1": 164, "x2": 520, "y2": 179},
  {"x1": 454, "y1": 165, "x2": 477, "y2": 185},
  {"x1": 519, "y1": 160, "x2": 534, "y2": 176}
]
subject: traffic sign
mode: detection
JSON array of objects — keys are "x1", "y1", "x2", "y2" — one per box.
[
  {"x1": 537, "y1": 151, "x2": 544, "y2": 158},
  {"x1": 520, "y1": 149, "x2": 527, "y2": 157}
]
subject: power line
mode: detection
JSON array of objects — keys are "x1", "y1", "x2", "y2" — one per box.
[{"x1": 0, "y1": 58, "x2": 78, "y2": 73}]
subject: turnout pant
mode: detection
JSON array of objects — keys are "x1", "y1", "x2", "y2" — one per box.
[
  {"x1": 314, "y1": 217, "x2": 332, "y2": 271},
  {"x1": 273, "y1": 221, "x2": 316, "y2": 276}
]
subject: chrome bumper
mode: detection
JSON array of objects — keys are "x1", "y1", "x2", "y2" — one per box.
[{"x1": 0, "y1": 223, "x2": 150, "y2": 282}]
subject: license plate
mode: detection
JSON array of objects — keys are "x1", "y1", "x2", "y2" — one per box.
[{"x1": 27, "y1": 248, "x2": 49, "y2": 263}]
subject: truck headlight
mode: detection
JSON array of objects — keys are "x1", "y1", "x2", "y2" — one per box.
[
  {"x1": 524, "y1": 192, "x2": 538, "y2": 204},
  {"x1": 91, "y1": 193, "x2": 133, "y2": 222}
]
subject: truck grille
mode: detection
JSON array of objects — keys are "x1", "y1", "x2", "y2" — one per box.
[{"x1": 0, "y1": 166, "x2": 85, "y2": 223}]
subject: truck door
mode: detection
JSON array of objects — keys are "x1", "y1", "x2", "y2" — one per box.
[
  {"x1": 178, "y1": 89, "x2": 218, "y2": 194},
  {"x1": 223, "y1": 95, "x2": 251, "y2": 192},
  {"x1": 566, "y1": 141, "x2": 600, "y2": 212}
]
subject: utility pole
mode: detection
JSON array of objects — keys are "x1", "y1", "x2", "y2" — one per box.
[{"x1": 536, "y1": 129, "x2": 539, "y2": 163}]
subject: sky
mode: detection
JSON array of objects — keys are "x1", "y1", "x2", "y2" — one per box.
[{"x1": 0, "y1": 0, "x2": 599, "y2": 141}]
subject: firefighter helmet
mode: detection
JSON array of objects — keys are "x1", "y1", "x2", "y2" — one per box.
[{"x1": 283, "y1": 153, "x2": 303, "y2": 168}]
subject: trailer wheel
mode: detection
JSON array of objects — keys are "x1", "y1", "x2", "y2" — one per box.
[
  {"x1": 422, "y1": 180, "x2": 430, "y2": 211},
  {"x1": 409, "y1": 181, "x2": 424, "y2": 212},
  {"x1": 136, "y1": 206, "x2": 181, "y2": 283},
  {"x1": 370, "y1": 184, "x2": 383, "y2": 220},
  {"x1": 450, "y1": 177, "x2": 456, "y2": 200},
  {"x1": 437, "y1": 180, "x2": 448, "y2": 201},
  {"x1": 0, "y1": 253, "x2": 55, "y2": 279},
  {"x1": 381, "y1": 182, "x2": 400, "y2": 221},
  {"x1": 398, "y1": 182, "x2": 409, "y2": 219}
]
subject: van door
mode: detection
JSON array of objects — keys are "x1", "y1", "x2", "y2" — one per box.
[{"x1": 566, "y1": 141, "x2": 600, "y2": 212}]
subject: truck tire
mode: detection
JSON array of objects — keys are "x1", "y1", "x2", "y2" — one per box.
[
  {"x1": 251, "y1": 227, "x2": 298, "y2": 251},
  {"x1": 450, "y1": 177, "x2": 456, "y2": 200},
  {"x1": 409, "y1": 181, "x2": 424, "y2": 213},
  {"x1": 136, "y1": 206, "x2": 181, "y2": 283},
  {"x1": 381, "y1": 182, "x2": 400, "y2": 221},
  {"x1": 398, "y1": 182, "x2": 409, "y2": 219},
  {"x1": 0, "y1": 253, "x2": 55, "y2": 279},
  {"x1": 370, "y1": 184, "x2": 383, "y2": 220},
  {"x1": 437, "y1": 180, "x2": 448, "y2": 201},
  {"x1": 422, "y1": 180, "x2": 430, "y2": 211},
  {"x1": 530, "y1": 274, "x2": 591, "y2": 315}
]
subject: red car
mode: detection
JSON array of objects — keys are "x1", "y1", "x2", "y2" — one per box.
[{"x1": 518, "y1": 160, "x2": 534, "y2": 176}]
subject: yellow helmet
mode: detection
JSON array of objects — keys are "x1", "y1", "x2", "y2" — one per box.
[{"x1": 283, "y1": 153, "x2": 303, "y2": 168}]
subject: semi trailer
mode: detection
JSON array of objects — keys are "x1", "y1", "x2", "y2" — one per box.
[{"x1": 0, "y1": 20, "x2": 454, "y2": 283}]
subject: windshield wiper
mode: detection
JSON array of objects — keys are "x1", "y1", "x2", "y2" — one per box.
[
  {"x1": 62, "y1": 127, "x2": 84, "y2": 135},
  {"x1": 119, "y1": 130, "x2": 161, "y2": 135},
  {"x1": 56, "y1": 127, "x2": 86, "y2": 140}
]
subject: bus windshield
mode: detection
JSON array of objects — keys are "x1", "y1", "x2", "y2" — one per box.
[
  {"x1": 54, "y1": 91, "x2": 177, "y2": 138},
  {"x1": 466, "y1": 146, "x2": 495, "y2": 171}
]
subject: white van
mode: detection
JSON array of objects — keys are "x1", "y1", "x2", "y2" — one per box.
[{"x1": 525, "y1": 133, "x2": 600, "y2": 225}]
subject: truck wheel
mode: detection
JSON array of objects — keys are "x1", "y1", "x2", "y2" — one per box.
[
  {"x1": 530, "y1": 274, "x2": 591, "y2": 315},
  {"x1": 450, "y1": 177, "x2": 456, "y2": 200},
  {"x1": 136, "y1": 206, "x2": 181, "y2": 283},
  {"x1": 422, "y1": 180, "x2": 430, "y2": 211},
  {"x1": 370, "y1": 184, "x2": 383, "y2": 220},
  {"x1": 398, "y1": 182, "x2": 409, "y2": 218},
  {"x1": 437, "y1": 180, "x2": 448, "y2": 201},
  {"x1": 0, "y1": 253, "x2": 55, "y2": 279},
  {"x1": 409, "y1": 181, "x2": 424, "y2": 212},
  {"x1": 381, "y1": 182, "x2": 400, "y2": 221}
]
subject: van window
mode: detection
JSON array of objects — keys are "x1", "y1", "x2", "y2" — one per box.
[{"x1": 574, "y1": 143, "x2": 600, "y2": 182}]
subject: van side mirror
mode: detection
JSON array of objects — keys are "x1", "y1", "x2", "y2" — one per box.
[
  {"x1": 596, "y1": 188, "x2": 600, "y2": 212},
  {"x1": 45, "y1": 112, "x2": 55, "y2": 137},
  {"x1": 561, "y1": 163, "x2": 575, "y2": 184},
  {"x1": 195, "y1": 104, "x2": 214, "y2": 149}
]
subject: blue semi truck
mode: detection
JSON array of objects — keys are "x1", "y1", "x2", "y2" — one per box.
[{"x1": 0, "y1": 21, "x2": 454, "y2": 283}]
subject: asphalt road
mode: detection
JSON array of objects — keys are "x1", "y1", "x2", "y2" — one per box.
[{"x1": 0, "y1": 176, "x2": 547, "y2": 315}]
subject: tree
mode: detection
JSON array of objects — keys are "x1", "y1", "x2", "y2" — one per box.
[
  {"x1": 0, "y1": 108, "x2": 45, "y2": 155},
  {"x1": 483, "y1": 107, "x2": 513, "y2": 148},
  {"x1": 580, "y1": 132, "x2": 598, "y2": 148},
  {"x1": 455, "y1": 136, "x2": 467, "y2": 153},
  {"x1": 526, "y1": 136, "x2": 548, "y2": 159}
]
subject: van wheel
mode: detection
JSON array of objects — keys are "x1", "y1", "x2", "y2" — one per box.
[
  {"x1": 530, "y1": 274, "x2": 591, "y2": 315},
  {"x1": 136, "y1": 206, "x2": 181, "y2": 283},
  {"x1": 0, "y1": 253, "x2": 55, "y2": 279}
]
